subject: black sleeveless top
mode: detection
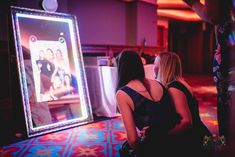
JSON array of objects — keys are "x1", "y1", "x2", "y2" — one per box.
[
  {"x1": 120, "y1": 82, "x2": 181, "y2": 135},
  {"x1": 167, "y1": 81, "x2": 212, "y2": 141}
]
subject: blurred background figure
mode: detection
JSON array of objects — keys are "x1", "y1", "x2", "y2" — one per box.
[
  {"x1": 183, "y1": 0, "x2": 233, "y2": 145},
  {"x1": 140, "y1": 51, "x2": 155, "y2": 64}
]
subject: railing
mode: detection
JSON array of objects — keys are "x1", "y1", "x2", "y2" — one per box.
[{"x1": 81, "y1": 44, "x2": 165, "y2": 57}]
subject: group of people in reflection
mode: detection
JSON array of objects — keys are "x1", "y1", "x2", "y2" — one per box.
[
  {"x1": 36, "y1": 48, "x2": 73, "y2": 101},
  {"x1": 116, "y1": 51, "x2": 213, "y2": 157}
]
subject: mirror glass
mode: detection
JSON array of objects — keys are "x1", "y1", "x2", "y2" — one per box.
[{"x1": 10, "y1": 6, "x2": 93, "y2": 137}]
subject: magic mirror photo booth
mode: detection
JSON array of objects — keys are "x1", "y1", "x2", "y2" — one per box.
[{"x1": 9, "y1": 6, "x2": 93, "y2": 138}]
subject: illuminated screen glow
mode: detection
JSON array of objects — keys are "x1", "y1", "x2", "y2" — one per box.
[{"x1": 12, "y1": 7, "x2": 93, "y2": 137}]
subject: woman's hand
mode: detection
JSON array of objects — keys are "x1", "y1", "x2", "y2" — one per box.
[
  {"x1": 183, "y1": 0, "x2": 200, "y2": 7},
  {"x1": 139, "y1": 126, "x2": 149, "y2": 140}
]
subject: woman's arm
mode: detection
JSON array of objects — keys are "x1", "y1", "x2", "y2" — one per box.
[
  {"x1": 51, "y1": 63, "x2": 59, "y2": 83},
  {"x1": 116, "y1": 90, "x2": 139, "y2": 149},
  {"x1": 183, "y1": 0, "x2": 223, "y2": 24},
  {"x1": 192, "y1": 2, "x2": 213, "y2": 23},
  {"x1": 168, "y1": 87, "x2": 193, "y2": 134}
]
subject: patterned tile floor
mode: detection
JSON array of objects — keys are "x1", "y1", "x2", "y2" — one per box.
[
  {"x1": 1, "y1": 117, "x2": 126, "y2": 157},
  {"x1": 0, "y1": 75, "x2": 218, "y2": 157}
]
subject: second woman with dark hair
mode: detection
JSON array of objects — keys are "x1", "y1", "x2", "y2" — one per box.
[{"x1": 116, "y1": 50, "x2": 181, "y2": 156}]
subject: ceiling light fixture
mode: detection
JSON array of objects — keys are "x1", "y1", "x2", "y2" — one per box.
[{"x1": 41, "y1": 0, "x2": 58, "y2": 12}]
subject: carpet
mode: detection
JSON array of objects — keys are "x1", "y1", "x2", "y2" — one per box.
[{"x1": 1, "y1": 75, "x2": 218, "y2": 157}]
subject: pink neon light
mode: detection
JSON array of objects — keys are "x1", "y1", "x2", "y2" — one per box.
[{"x1": 158, "y1": 9, "x2": 202, "y2": 21}]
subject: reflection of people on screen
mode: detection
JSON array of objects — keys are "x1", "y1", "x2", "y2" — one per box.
[
  {"x1": 52, "y1": 49, "x2": 67, "y2": 86},
  {"x1": 55, "y1": 49, "x2": 66, "y2": 68},
  {"x1": 25, "y1": 60, "x2": 53, "y2": 126},
  {"x1": 35, "y1": 48, "x2": 78, "y2": 101},
  {"x1": 71, "y1": 75, "x2": 79, "y2": 94},
  {"x1": 37, "y1": 48, "x2": 56, "y2": 95},
  {"x1": 50, "y1": 75, "x2": 62, "y2": 100},
  {"x1": 36, "y1": 49, "x2": 45, "y2": 71},
  {"x1": 36, "y1": 49, "x2": 46, "y2": 94},
  {"x1": 63, "y1": 74, "x2": 74, "y2": 94},
  {"x1": 49, "y1": 74, "x2": 74, "y2": 100}
]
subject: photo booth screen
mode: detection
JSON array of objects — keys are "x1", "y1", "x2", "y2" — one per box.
[
  {"x1": 11, "y1": 7, "x2": 93, "y2": 137},
  {"x1": 18, "y1": 14, "x2": 78, "y2": 102}
]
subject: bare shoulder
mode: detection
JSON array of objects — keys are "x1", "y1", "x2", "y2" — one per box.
[
  {"x1": 146, "y1": 79, "x2": 164, "y2": 101},
  {"x1": 180, "y1": 80, "x2": 194, "y2": 96},
  {"x1": 168, "y1": 87, "x2": 184, "y2": 96},
  {"x1": 116, "y1": 89, "x2": 134, "y2": 110},
  {"x1": 116, "y1": 89, "x2": 132, "y2": 103},
  {"x1": 147, "y1": 79, "x2": 160, "y2": 86},
  {"x1": 168, "y1": 79, "x2": 194, "y2": 96},
  {"x1": 168, "y1": 84, "x2": 190, "y2": 102},
  {"x1": 116, "y1": 89, "x2": 127, "y2": 99},
  {"x1": 147, "y1": 79, "x2": 163, "y2": 90}
]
